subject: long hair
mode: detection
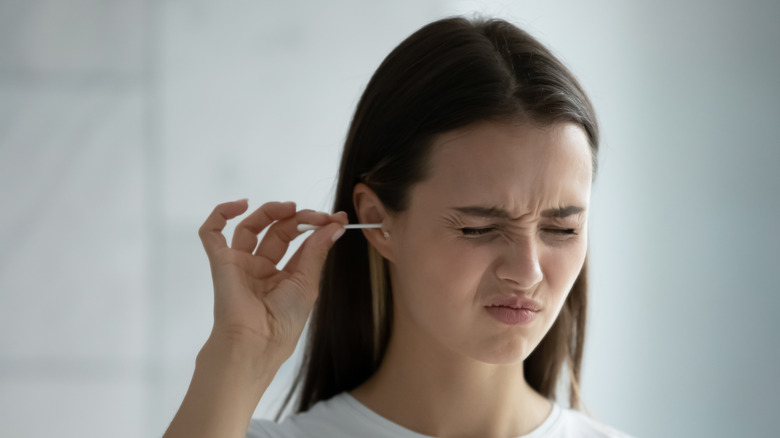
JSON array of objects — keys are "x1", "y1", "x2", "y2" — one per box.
[{"x1": 276, "y1": 15, "x2": 599, "y2": 419}]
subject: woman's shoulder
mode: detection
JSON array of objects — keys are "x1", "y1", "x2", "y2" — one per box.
[
  {"x1": 247, "y1": 392, "x2": 430, "y2": 438},
  {"x1": 548, "y1": 404, "x2": 635, "y2": 438},
  {"x1": 246, "y1": 393, "x2": 346, "y2": 438}
]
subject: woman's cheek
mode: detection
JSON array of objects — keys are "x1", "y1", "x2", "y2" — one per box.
[
  {"x1": 404, "y1": 237, "x2": 484, "y2": 307},
  {"x1": 542, "y1": 242, "x2": 586, "y2": 301}
]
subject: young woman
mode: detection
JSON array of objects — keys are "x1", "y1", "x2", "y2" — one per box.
[{"x1": 165, "y1": 15, "x2": 632, "y2": 438}]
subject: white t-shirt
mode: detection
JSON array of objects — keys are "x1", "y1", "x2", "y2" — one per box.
[{"x1": 247, "y1": 392, "x2": 632, "y2": 438}]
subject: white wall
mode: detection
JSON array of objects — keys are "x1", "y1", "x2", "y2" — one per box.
[{"x1": 1, "y1": 1, "x2": 778, "y2": 437}]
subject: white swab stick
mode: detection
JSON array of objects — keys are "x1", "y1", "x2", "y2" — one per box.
[{"x1": 297, "y1": 223, "x2": 382, "y2": 232}]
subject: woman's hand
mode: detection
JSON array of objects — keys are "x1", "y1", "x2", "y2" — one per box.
[
  {"x1": 198, "y1": 199, "x2": 347, "y2": 360},
  {"x1": 164, "y1": 200, "x2": 346, "y2": 438}
]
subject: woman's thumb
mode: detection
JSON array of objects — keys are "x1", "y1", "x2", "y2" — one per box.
[{"x1": 292, "y1": 223, "x2": 344, "y2": 300}]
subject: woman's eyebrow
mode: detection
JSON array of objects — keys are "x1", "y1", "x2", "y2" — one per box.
[
  {"x1": 451, "y1": 205, "x2": 585, "y2": 219},
  {"x1": 540, "y1": 206, "x2": 585, "y2": 218}
]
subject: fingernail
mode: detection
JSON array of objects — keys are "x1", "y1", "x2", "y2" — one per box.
[
  {"x1": 236, "y1": 198, "x2": 249, "y2": 204},
  {"x1": 331, "y1": 227, "x2": 345, "y2": 242}
]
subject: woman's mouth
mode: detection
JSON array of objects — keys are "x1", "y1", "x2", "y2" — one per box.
[
  {"x1": 485, "y1": 305, "x2": 538, "y2": 325},
  {"x1": 484, "y1": 294, "x2": 542, "y2": 325}
]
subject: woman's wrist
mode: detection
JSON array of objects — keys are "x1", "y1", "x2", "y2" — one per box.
[
  {"x1": 197, "y1": 332, "x2": 287, "y2": 381},
  {"x1": 164, "y1": 335, "x2": 286, "y2": 438}
]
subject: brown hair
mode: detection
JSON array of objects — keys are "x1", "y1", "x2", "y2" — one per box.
[{"x1": 277, "y1": 14, "x2": 599, "y2": 419}]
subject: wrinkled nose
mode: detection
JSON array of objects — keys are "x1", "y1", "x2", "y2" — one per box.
[{"x1": 495, "y1": 237, "x2": 543, "y2": 290}]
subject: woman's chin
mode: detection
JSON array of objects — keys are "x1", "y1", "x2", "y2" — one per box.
[{"x1": 473, "y1": 340, "x2": 537, "y2": 365}]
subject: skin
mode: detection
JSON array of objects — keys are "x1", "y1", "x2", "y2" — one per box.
[{"x1": 351, "y1": 120, "x2": 593, "y2": 438}]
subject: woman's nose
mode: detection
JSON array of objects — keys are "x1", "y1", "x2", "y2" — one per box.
[{"x1": 495, "y1": 237, "x2": 543, "y2": 290}]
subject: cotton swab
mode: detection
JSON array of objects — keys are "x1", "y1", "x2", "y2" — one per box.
[{"x1": 297, "y1": 223, "x2": 382, "y2": 232}]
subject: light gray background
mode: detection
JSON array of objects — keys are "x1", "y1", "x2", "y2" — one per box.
[{"x1": 1, "y1": 1, "x2": 778, "y2": 437}]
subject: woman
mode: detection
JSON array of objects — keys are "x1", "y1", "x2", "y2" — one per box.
[{"x1": 165, "y1": 15, "x2": 631, "y2": 438}]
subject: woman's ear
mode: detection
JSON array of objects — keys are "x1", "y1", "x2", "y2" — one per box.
[{"x1": 353, "y1": 183, "x2": 395, "y2": 262}]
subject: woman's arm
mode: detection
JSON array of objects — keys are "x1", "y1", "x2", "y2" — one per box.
[
  {"x1": 165, "y1": 338, "x2": 284, "y2": 438},
  {"x1": 163, "y1": 200, "x2": 346, "y2": 438},
  {"x1": 164, "y1": 335, "x2": 282, "y2": 438}
]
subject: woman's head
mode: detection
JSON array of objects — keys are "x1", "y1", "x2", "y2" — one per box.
[
  {"x1": 283, "y1": 15, "x2": 598, "y2": 417},
  {"x1": 354, "y1": 120, "x2": 592, "y2": 365}
]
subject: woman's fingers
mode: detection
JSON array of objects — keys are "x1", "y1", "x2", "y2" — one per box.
[
  {"x1": 230, "y1": 201, "x2": 296, "y2": 253},
  {"x1": 253, "y1": 210, "x2": 333, "y2": 265},
  {"x1": 281, "y1": 211, "x2": 347, "y2": 272},
  {"x1": 285, "y1": 222, "x2": 345, "y2": 302},
  {"x1": 282, "y1": 212, "x2": 347, "y2": 268},
  {"x1": 199, "y1": 199, "x2": 250, "y2": 259},
  {"x1": 201, "y1": 200, "x2": 347, "y2": 289}
]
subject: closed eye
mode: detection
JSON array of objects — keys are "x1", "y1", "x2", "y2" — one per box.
[
  {"x1": 460, "y1": 227, "x2": 496, "y2": 236},
  {"x1": 545, "y1": 228, "x2": 578, "y2": 235},
  {"x1": 461, "y1": 228, "x2": 577, "y2": 236}
]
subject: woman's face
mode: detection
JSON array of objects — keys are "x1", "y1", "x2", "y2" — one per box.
[{"x1": 387, "y1": 121, "x2": 592, "y2": 365}]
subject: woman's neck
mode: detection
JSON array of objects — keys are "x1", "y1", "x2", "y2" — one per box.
[{"x1": 349, "y1": 314, "x2": 553, "y2": 438}]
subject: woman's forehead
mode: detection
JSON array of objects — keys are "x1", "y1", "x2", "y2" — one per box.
[
  {"x1": 418, "y1": 122, "x2": 593, "y2": 206},
  {"x1": 429, "y1": 120, "x2": 590, "y2": 161}
]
